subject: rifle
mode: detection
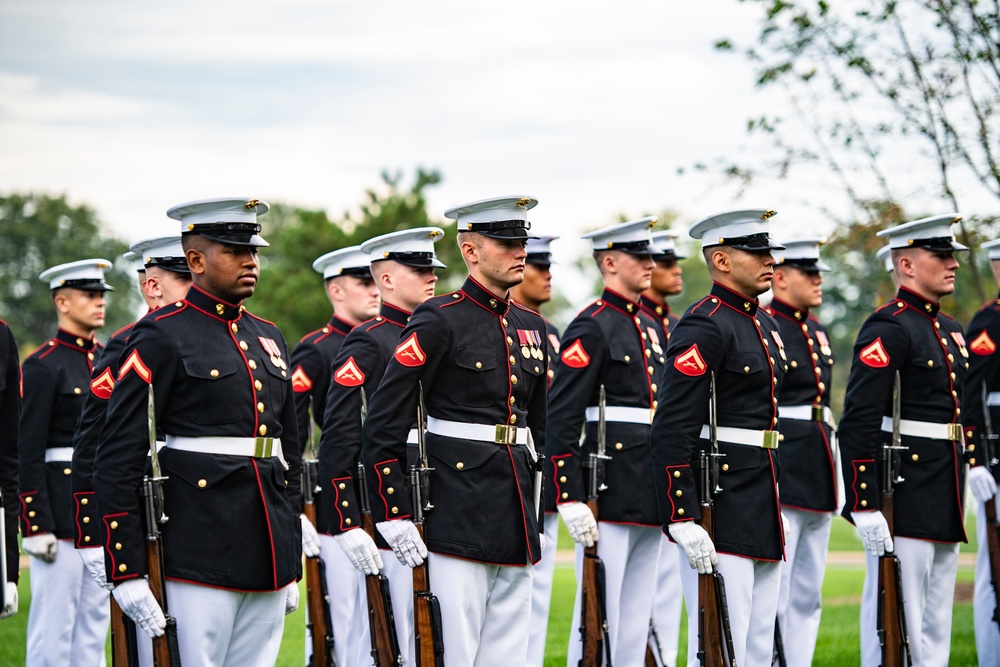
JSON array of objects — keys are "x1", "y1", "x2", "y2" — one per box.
[
  {"x1": 579, "y1": 385, "x2": 612, "y2": 667},
  {"x1": 697, "y1": 372, "x2": 736, "y2": 667},
  {"x1": 411, "y1": 384, "x2": 444, "y2": 667},
  {"x1": 110, "y1": 595, "x2": 140, "y2": 667},
  {"x1": 143, "y1": 384, "x2": 181, "y2": 666},
  {"x1": 303, "y1": 459, "x2": 337, "y2": 667},
  {"x1": 645, "y1": 620, "x2": 663, "y2": 667},
  {"x1": 980, "y1": 381, "x2": 1000, "y2": 631},
  {"x1": 358, "y1": 389, "x2": 403, "y2": 666},
  {"x1": 877, "y1": 372, "x2": 912, "y2": 667}
]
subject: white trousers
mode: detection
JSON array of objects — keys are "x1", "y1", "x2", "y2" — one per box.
[
  {"x1": 307, "y1": 534, "x2": 368, "y2": 667},
  {"x1": 166, "y1": 580, "x2": 285, "y2": 667},
  {"x1": 567, "y1": 523, "x2": 661, "y2": 667},
  {"x1": 975, "y1": 497, "x2": 1000, "y2": 666},
  {"x1": 860, "y1": 536, "x2": 959, "y2": 667},
  {"x1": 679, "y1": 549, "x2": 781, "y2": 667},
  {"x1": 27, "y1": 539, "x2": 110, "y2": 667},
  {"x1": 526, "y1": 513, "x2": 560, "y2": 667},
  {"x1": 428, "y1": 552, "x2": 533, "y2": 667},
  {"x1": 648, "y1": 532, "x2": 683, "y2": 667},
  {"x1": 776, "y1": 508, "x2": 832, "y2": 667}
]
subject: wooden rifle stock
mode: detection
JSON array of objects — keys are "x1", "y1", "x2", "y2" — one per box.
[
  {"x1": 110, "y1": 595, "x2": 140, "y2": 667},
  {"x1": 357, "y1": 462, "x2": 402, "y2": 667},
  {"x1": 302, "y1": 465, "x2": 336, "y2": 667},
  {"x1": 145, "y1": 538, "x2": 181, "y2": 667},
  {"x1": 412, "y1": 388, "x2": 444, "y2": 667},
  {"x1": 580, "y1": 497, "x2": 609, "y2": 667},
  {"x1": 412, "y1": 521, "x2": 444, "y2": 667},
  {"x1": 696, "y1": 504, "x2": 728, "y2": 667}
]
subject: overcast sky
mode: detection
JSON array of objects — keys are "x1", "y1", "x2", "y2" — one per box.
[{"x1": 2, "y1": 0, "x2": 987, "y2": 304}]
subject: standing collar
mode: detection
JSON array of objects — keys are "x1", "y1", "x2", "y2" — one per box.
[
  {"x1": 461, "y1": 276, "x2": 510, "y2": 317},
  {"x1": 377, "y1": 302, "x2": 411, "y2": 326},
  {"x1": 711, "y1": 282, "x2": 759, "y2": 316},
  {"x1": 186, "y1": 284, "x2": 243, "y2": 321},
  {"x1": 600, "y1": 287, "x2": 642, "y2": 316},
  {"x1": 55, "y1": 328, "x2": 96, "y2": 351},
  {"x1": 328, "y1": 315, "x2": 355, "y2": 336},
  {"x1": 769, "y1": 297, "x2": 809, "y2": 322},
  {"x1": 639, "y1": 294, "x2": 668, "y2": 318},
  {"x1": 896, "y1": 286, "x2": 940, "y2": 318}
]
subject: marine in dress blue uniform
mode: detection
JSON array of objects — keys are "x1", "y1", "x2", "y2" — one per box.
[
  {"x1": 958, "y1": 237, "x2": 1000, "y2": 666},
  {"x1": 640, "y1": 228, "x2": 686, "y2": 667},
  {"x1": 839, "y1": 214, "x2": 969, "y2": 666},
  {"x1": 361, "y1": 196, "x2": 547, "y2": 667},
  {"x1": 0, "y1": 319, "x2": 21, "y2": 619},
  {"x1": 289, "y1": 245, "x2": 377, "y2": 666},
  {"x1": 764, "y1": 238, "x2": 836, "y2": 667},
  {"x1": 319, "y1": 227, "x2": 445, "y2": 666},
  {"x1": 649, "y1": 210, "x2": 787, "y2": 667},
  {"x1": 509, "y1": 234, "x2": 563, "y2": 667},
  {"x1": 20, "y1": 258, "x2": 113, "y2": 666},
  {"x1": 93, "y1": 198, "x2": 303, "y2": 667},
  {"x1": 546, "y1": 217, "x2": 665, "y2": 667},
  {"x1": 72, "y1": 238, "x2": 191, "y2": 667}
]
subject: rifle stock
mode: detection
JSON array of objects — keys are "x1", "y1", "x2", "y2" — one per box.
[
  {"x1": 110, "y1": 594, "x2": 140, "y2": 667},
  {"x1": 877, "y1": 371, "x2": 911, "y2": 667},
  {"x1": 302, "y1": 462, "x2": 336, "y2": 667},
  {"x1": 143, "y1": 385, "x2": 181, "y2": 667},
  {"x1": 412, "y1": 386, "x2": 444, "y2": 667},
  {"x1": 357, "y1": 462, "x2": 402, "y2": 667},
  {"x1": 697, "y1": 373, "x2": 735, "y2": 667},
  {"x1": 579, "y1": 385, "x2": 612, "y2": 667}
]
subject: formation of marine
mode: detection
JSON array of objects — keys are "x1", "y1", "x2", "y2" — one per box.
[{"x1": 1, "y1": 195, "x2": 998, "y2": 667}]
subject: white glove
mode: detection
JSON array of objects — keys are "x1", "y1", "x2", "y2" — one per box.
[
  {"x1": 333, "y1": 529, "x2": 384, "y2": 575},
  {"x1": 969, "y1": 467, "x2": 998, "y2": 504},
  {"x1": 22, "y1": 533, "x2": 57, "y2": 563},
  {"x1": 300, "y1": 514, "x2": 321, "y2": 558},
  {"x1": 284, "y1": 582, "x2": 299, "y2": 615},
  {"x1": 0, "y1": 582, "x2": 18, "y2": 618},
  {"x1": 557, "y1": 502, "x2": 599, "y2": 548},
  {"x1": 78, "y1": 547, "x2": 112, "y2": 591},
  {"x1": 539, "y1": 533, "x2": 546, "y2": 553},
  {"x1": 376, "y1": 520, "x2": 428, "y2": 568},
  {"x1": 112, "y1": 579, "x2": 166, "y2": 638},
  {"x1": 852, "y1": 511, "x2": 894, "y2": 557},
  {"x1": 668, "y1": 522, "x2": 718, "y2": 574},
  {"x1": 781, "y1": 512, "x2": 790, "y2": 541}
]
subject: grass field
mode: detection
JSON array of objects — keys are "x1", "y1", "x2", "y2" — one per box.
[{"x1": 0, "y1": 517, "x2": 984, "y2": 665}]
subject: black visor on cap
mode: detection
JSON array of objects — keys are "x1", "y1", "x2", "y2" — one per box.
[
  {"x1": 184, "y1": 222, "x2": 269, "y2": 247},
  {"x1": 651, "y1": 249, "x2": 682, "y2": 262},
  {"x1": 378, "y1": 251, "x2": 445, "y2": 269},
  {"x1": 336, "y1": 266, "x2": 374, "y2": 279},
  {"x1": 525, "y1": 252, "x2": 553, "y2": 266},
  {"x1": 908, "y1": 236, "x2": 969, "y2": 252},
  {"x1": 146, "y1": 256, "x2": 191, "y2": 274},
  {"x1": 777, "y1": 258, "x2": 831, "y2": 272},
  {"x1": 715, "y1": 232, "x2": 785, "y2": 251},
  {"x1": 58, "y1": 278, "x2": 114, "y2": 292},
  {"x1": 467, "y1": 219, "x2": 540, "y2": 240},
  {"x1": 606, "y1": 240, "x2": 657, "y2": 256}
]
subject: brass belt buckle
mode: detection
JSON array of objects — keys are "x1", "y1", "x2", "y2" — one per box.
[
  {"x1": 762, "y1": 430, "x2": 780, "y2": 450},
  {"x1": 494, "y1": 425, "x2": 517, "y2": 446},
  {"x1": 947, "y1": 423, "x2": 962, "y2": 441},
  {"x1": 811, "y1": 405, "x2": 825, "y2": 422},
  {"x1": 254, "y1": 437, "x2": 274, "y2": 458}
]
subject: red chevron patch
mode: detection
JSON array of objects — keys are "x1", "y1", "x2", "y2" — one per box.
[
  {"x1": 90, "y1": 367, "x2": 116, "y2": 399},
  {"x1": 118, "y1": 350, "x2": 152, "y2": 383}
]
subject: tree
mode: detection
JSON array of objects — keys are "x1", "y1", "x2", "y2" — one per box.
[
  {"x1": 713, "y1": 0, "x2": 1000, "y2": 300},
  {"x1": 251, "y1": 168, "x2": 462, "y2": 344},
  {"x1": 0, "y1": 193, "x2": 138, "y2": 352}
]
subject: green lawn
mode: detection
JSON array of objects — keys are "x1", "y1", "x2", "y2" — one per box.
[{"x1": 0, "y1": 514, "x2": 983, "y2": 666}]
